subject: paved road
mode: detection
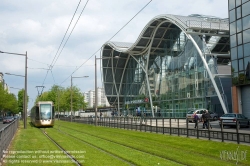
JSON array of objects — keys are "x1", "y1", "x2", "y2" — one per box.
[
  {"x1": 122, "y1": 119, "x2": 250, "y2": 133},
  {"x1": 73, "y1": 117, "x2": 250, "y2": 134}
]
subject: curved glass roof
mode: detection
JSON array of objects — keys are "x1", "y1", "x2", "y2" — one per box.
[{"x1": 101, "y1": 14, "x2": 230, "y2": 106}]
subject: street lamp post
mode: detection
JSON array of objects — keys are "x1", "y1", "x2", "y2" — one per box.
[
  {"x1": 95, "y1": 55, "x2": 119, "y2": 126},
  {"x1": 1, "y1": 51, "x2": 28, "y2": 129},
  {"x1": 70, "y1": 75, "x2": 89, "y2": 122},
  {"x1": 95, "y1": 55, "x2": 97, "y2": 126}
]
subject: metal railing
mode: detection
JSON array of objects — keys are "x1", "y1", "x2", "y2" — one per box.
[
  {"x1": 0, "y1": 119, "x2": 19, "y2": 161},
  {"x1": 60, "y1": 117, "x2": 250, "y2": 144},
  {"x1": 185, "y1": 20, "x2": 229, "y2": 31}
]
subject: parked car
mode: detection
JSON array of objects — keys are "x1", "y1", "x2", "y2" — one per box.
[
  {"x1": 0, "y1": 116, "x2": 3, "y2": 121},
  {"x1": 219, "y1": 113, "x2": 250, "y2": 129},
  {"x1": 186, "y1": 109, "x2": 206, "y2": 122},
  {"x1": 208, "y1": 111, "x2": 218, "y2": 120},
  {"x1": 186, "y1": 109, "x2": 218, "y2": 122},
  {"x1": 3, "y1": 116, "x2": 14, "y2": 124}
]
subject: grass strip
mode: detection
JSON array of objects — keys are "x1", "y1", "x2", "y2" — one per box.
[
  {"x1": 45, "y1": 128, "x2": 133, "y2": 166},
  {"x1": 56, "y1": 120, "x2": 250, "y2": 166},
  {"x1": 3, "y1": 121, "x2": 75, "y2": 166},
  {"x1": 48, "y1": 127, "x2": 183, "y2": 166}
]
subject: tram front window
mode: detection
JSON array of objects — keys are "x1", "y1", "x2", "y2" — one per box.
[{"x1": 40, "y1": 104, "x2": 52, "y2": 120}]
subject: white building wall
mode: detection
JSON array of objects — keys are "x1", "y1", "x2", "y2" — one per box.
[
  {"x1": 83, "y1": 87, "x2": 110, "y2": 108},
  {"x1": 0, "y1": 72, "x2": 9, "y2": 92},
  {"x1": 0, "y1": 72, "x2": 3, "y2": 83},
  {"x1": 97, "y1": 87, "x2": 102, "y2": 106},
  {"x1": 89, "y1": 90, "x2": 94, "y2": 108}
]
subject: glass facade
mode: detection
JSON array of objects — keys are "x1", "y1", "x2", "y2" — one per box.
[
  {"x1": 122, "y1": 35, "x2": 230, "y2": 117},
  {"x1": 229, "y1": 0, "x2": 250, "y2": 85},
  {"x1": 102, "y1": 14, "x2": 232, "y2": 117}
]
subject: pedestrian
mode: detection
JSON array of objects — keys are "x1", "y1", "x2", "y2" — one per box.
[
  {"x1": 202, "y1": 111, "x2": 207, "y2": 129},
  {"x1": 202, "y1": 110, "x2": 212, "y2": 129},
  {"x1": 100, "y1": 112, "x2": 103, "y2": 120},
  {"x1": 205, "y1": 110, "x2": 212, "y2": 129},
  {"x1": 193, "y1": 112, "x2": 199, "y2": 129}
]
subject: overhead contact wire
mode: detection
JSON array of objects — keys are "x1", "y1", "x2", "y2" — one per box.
[{"x1": 60, "y1": 0, "x2": 152, "y2": 85}]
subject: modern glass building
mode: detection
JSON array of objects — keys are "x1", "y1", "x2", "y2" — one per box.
[
  {"x1": 229, "y1": 0, "x2": 250, "y2": 118},
  {"x1": 101, "y1": 14, "x2": 232, "y2": 117}
]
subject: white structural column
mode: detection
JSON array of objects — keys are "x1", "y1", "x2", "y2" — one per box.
[
  {"x1": 143, "y1": 20, "x2": 171, "y2": 117},
  {"x1": 110, "y1": 51, "x2": 120, "y2": 116},
  {"x1": 117, "y1": 55, "x2": 130, "y2": 114},
  {"x1": 130, "y1": 54, "x2": 155, "y2": 117},
  {"x1": 186, "y1": 34, "x2": 228, "y2": 114}
]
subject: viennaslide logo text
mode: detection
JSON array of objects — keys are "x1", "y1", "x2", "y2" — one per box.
[{"x1": 220, "y1": 146, "x2": 247, "y2": 165}]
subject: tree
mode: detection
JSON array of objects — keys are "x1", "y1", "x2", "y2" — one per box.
[
  {"x1": 37, "y1": 85, "x2": 65, "y2": 113},
  {"x1": 6, "y1": 93, "x2": 18, "y2": 114},
  {"x1": 35, "y1": 84, "x2": 88, "y2": 115},
  {"x1": 59, "y1": 86, "x2": 87, "y2": 115},
  {"x1": 17, "y1": 89, "x2": 29, "y2": 116},
  {"x1": 0, "y1": 83, "x2": 19, "y2": 115},
  {"x1": 18, "y1": 89, "x2": 24, "y2": 113}
]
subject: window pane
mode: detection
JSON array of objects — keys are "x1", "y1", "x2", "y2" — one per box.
[
  {"x1": 229, "y1": 0, "x2": 235, "y2": 10},
  {"x1": 232, "y1": 72, "x2": 239, "y2": 85},
  {"x1": 40, "y1": 104, "x2": 52, "y2": 120},
  {"x1": 230, "y1": 22, "x2": 236, "y2": 35},
  {"x1": 236, "y1": 0, "x2": 242, "y2": 7},
  {"x1": 238, "y1": 45, "x2": 243, "y2": 58},
  {"x1": 242, "y1": 1, "x2": 250, "y2": 17},
  {"x1": 243, "y1": 29, "x2": 250, "y2": 43},
  {"x1": 244, "y1": 56, "x2": 250, "y2": 70},
  {"x1": 237, "y1": 19, "x2": 242, "y2": 32},
  {"x1": 230, "y1": 34, "x2": 237, "y2": 47},
  {"x1": 237, "y1": 33, "x2": 242, "y2": 45},
  {"x1": 242, "y1": 0, "x2": 249, "y2": 3},
  {"x1": 239, "y1": 59, "x2": 244, "y2": 71},
  {"x1": 244, "y1": 42, "x2": 250, "y2": 57},
  {"x1": 242, "y1": 15, "x2": 250, "y2": 30},
  {"x1": 237, "y1": 6, "x2": 242, "y2": 19},
  {"x1": 232, "y1": 60, "x2": 238, "y2": 72},
  {"x1": 230, "y1": 9, "x2": 236, "y2": 23},
  {"x1": 244, "y1": 56, "x2": 250, "y2": 80},
  {"x1": 231, "y1": 47, "x2": 238, "y2": 60}
]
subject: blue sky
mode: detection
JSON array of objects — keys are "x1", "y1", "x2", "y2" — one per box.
[{"x1": 0, "y1": 0, "x2": 228, "y2": 109}]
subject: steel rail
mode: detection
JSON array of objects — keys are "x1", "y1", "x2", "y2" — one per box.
[{"x1": 40, "y1": 129, "x2": 82, "y2": 166}]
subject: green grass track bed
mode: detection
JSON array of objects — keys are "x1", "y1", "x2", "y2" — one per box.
[
  {"x1": 3, "y1": 120, "x2": 250, "y2": 166},
  {"x1": 46, "y1": 127, "x2": 182, "y2": 166},
  {"x1": 3, "y1": 122, "x2": 75, "y2": 166},
  {"x1": 55, "y1": 120, "x2": 250, "y2": 166}
]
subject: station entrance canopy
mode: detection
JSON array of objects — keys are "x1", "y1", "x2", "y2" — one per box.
[{"x1": 101, "y1": 14, "x2": 230, "y2": 117}]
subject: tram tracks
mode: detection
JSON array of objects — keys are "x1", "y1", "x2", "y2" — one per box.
[
  {"x1": 40, "y1": 128, "x2": 137, "y2": 166},
  {"x1": 40, "y1": 128, "x2": 82, "y2": 166},
  {"x1": 54, "y1": 128, "x2": 136, "y2": 166},
  {"x1": 54, "y1": 125, "x2": 185, "y2": 166},
  {"x1": 56, "y1": 124, "x2": 249, "y2": 166},
  {"x1": 38, "y1": 123, "x2": 248, "y2": 166}
]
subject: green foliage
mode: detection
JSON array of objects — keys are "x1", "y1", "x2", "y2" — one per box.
[
  {"x1": 35, "y1": 84, "x2": 88, "y2": 113},
  {"x1": 0, "y1": 83, "x2": 19, "y2": 114},
  {"x1": 17, "y1": 89, "x2": 24, "y2": 113},
  {"x1": 17, "y1": 89, "x2": 29, "y2": 115}
]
